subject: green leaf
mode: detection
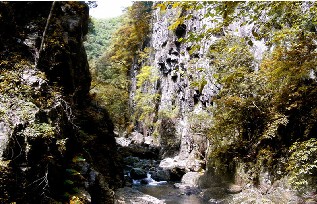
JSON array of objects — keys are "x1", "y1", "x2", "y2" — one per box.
[
  {"x1": 66, "y1": 169, "x2": 81, "y2": 176},
  {"x1": 72, "y1": 156, "x2": 86, "y2": 163},
  {"x1": 64, "y1": 179, "x2": 74, "y2": 185}
]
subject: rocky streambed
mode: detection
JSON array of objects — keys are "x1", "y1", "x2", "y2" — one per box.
[
  {"x1": 114, "y1": 132, "x2": 315, "y2": 204},
  {"x1": 114, "y1": 133, "x2": 234, "y2": 204},
  {"x1": 120, "y1": 155, "x2": 209, "y2": 204}
]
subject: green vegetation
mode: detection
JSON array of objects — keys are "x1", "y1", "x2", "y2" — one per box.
[
  {"x1": 161, "y1": 1, "x2": 317, "y2": 192},
  {"x1": 84, "y1": 1, "x2": 317, "y2": 194},
  {"x1": 27, "y1": 123, "x2": 56, "y2": 138},
  {"x1": 87, "y1": 2, "x2": 153, "y2": 131},
  {"x1": 288, "y1": 139, "x2": 317, "y2": 193},
  {"x1": 63, "y1": 155, "x2": 86, "y2": 201},
  {"x1": 84, "y1": 17, "x2": 122, "y2": 62},
  {"x1": 188, "y1": 111, "x2": 212, "y2": 136},
  {"x1": 134, "y1": 65, "x2": 160, "y2": 135}
]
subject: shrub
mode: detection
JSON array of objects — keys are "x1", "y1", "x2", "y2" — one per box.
[{"x1": 288, "y1": 138, "x2": 317, "y2": 193}]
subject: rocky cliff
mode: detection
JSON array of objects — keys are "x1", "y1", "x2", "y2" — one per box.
[
  {"x1": 127, "y1": 2, "x2": 317, "y2": 203},
  {"x1": 130, "y1": 4, "x2": 226, "y2": 173},
  {"x1": 0, "y1": 2, "x2": 122, "y2": 203},
  {"x1": 130, "y1": 5, "x2": 210, "y2": 165},
  {"x1": 129, "y1": 0, "x2": 271, "y2": 189}
]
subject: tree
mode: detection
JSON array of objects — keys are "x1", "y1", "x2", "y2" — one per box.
[
  {"x1": 162, "y1": 1, "x2": 317, "y2": 190},
  {"x1": 88, "y1": 2, "x2": 153, "y2": 131},
  {"x1": 36, "y1": 1, "x2": 56, "y2": 67}
]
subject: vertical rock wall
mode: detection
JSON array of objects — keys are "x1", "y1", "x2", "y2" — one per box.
[
  {"x1": 130, "y1": 4, "x2": 266, "y2": 172},
  {"x1": 0, "y1": 2, "x2": 122, "y2": 203},
  {"x1": 130, "y1": 6, "x2": 216, "y2": 170},
  {"x1": 151, "y1": 7, "x2": 214, "y2": 162}
]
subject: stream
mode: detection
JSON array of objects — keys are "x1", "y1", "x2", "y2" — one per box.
[
  {"x1": 116, "y1": 136, "x2": 227, "y2": 204},
  {"x1": 135, "y1": 182, "x2": 208, "y2": 204},
  {"x1": 115, "y1": 137, "x2": 308, "y2": 204},
  {"x1": 127, "y1": 169, "x2": 216, "y2": 203},
  {"x1": 122, "y1": 157, "x2": 213, "y2": 203}
]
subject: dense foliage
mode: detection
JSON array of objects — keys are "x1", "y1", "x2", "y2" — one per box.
[
  {"x1": 159, "y1": 1, "x2": 317, "y2": 192},
  {"x1": 86, "y1": 1, "x2": 317, "y2": 193},
  {"x1": 134, "y1": 65, "x2": 160, "y2": 136},
  {"x1": 87, "y1": 2, "x2": 153, "y2": 131},
  {"x1": 84, "y1": 17, "x2": 122, "y2": 62}
]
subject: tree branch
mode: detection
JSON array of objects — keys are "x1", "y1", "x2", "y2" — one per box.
[{"x1": 36, "y1": 1, "x2": 56, "y2": 68}]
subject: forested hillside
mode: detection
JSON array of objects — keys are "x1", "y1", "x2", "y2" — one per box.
[
  {"x1": 84, "y1": 17, "x2": 122, "y2": 63},
  {"x1": 85, "y1": 2, "x2": 153, "y2": 132}
]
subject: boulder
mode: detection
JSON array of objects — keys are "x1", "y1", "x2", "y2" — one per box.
[
  {"x1": 130, "y1": 168, "x2": 147, "y2": 180},
  {"x1": 226, "y1": 184, "x2": 242, "y2": 194},
  {"x1": 159, "y1": 157, "x2": 186, "y2": 169},
  {"x1": 123, "y1": 156, "x2": 139, "y2": 166},
  {"x1": 150, "y1": 169, "x2": 170, "y2": 181},
  {"x1": 116, "y1": 137, "x2": 132, "y2": 147},
  {"x1": 130, "y1": 132, "x2": 144, "y2": 144},
  {"x1": 181, "y1": 172, "x2": 202, "y2": 187},
  {"x1": 115, "y1": 187, "x2": 165, "y2": 204},
  {"x1": 159, "y1": 158, "x2": 176, "y2": 169},
  {"x1": 158, "y1": 157, "x2": 186, "y2": 181},
  {"x1": 140, "y1": 178, "x2": 150, "y2": 185}
]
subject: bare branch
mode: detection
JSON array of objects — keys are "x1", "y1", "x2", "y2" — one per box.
[{"x1": 36, "y1": 1, "x2": 56, "y2": 67}]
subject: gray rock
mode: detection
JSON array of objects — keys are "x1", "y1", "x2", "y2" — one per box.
[
  {"x1": 201, "y1": 187, "x2": 227, "y2": 200},
  {"x1": 159, "y1": 157, "x2": 177, "y2": 169},
  {"x1": 150, "y1": 169, "x2": 170, "y2": 181},
  {"x1": 158, "y1": 157, "x2": 187, "y2": 181},
  {"x1": 115, "y1": 187, "x2": 165, "y2": 204},
  {"x1": 144, "y1": 136, "x2": 155, "y2": 146},
  {"x1": 129, "y1": 3, "x2": 218, "y2": 165},
  {"x1": 181, "y1": 172, "x2": 202, "y2": 187},
  {"x1": 0, "y1": 2, "x2": 121, "y2": 203},
  {"x1": 116, "y1": 137, "x2": 132, "y2": 147},
  {"x1": 130, "y1": 168, "x2": 147, "y2": 180},
  {"x1": 130, "y1": 132, "x2": 144, "y2": 144},
  {"x1": 226, "y1": 184, "x2": 242, "y2": 194}
]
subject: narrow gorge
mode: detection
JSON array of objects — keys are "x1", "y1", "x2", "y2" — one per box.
[{"x1": 1, "y1": 1, "x2": 317, "y2": 204}]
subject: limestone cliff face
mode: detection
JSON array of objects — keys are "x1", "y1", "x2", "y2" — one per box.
[
  {"x1": 130, "y1": 6, "x2": 215, "y2": 172},
  {"x1": 130, "y1": 5, "x2": 266, "y2": 172},
  {"x1": 0, "y1": 2, "x2": 122, "y2": 203}
]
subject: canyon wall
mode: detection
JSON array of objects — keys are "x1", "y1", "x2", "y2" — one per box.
[
  {"x1": 0, "y1": 2, "x2": 122, "y2": 203},
  {"x1": 130, "y1": 3, "x2": 265, "y2": 172}
]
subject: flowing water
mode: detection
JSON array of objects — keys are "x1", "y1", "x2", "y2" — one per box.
[
  {"x1": 136, "y1": 183, "x2": 209, "y2": 204},
  {"x1": 133, "y1": 173, "x2": 210, "y2": 204}
]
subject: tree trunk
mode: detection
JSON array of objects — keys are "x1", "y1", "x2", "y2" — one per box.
[{"x1": 36, "y1": 1, "x2": 56, "y2": 67}]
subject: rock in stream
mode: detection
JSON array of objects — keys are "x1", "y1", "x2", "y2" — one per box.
[{"x1": 115, "y1": 187, "x2": 165, "y2": 204}]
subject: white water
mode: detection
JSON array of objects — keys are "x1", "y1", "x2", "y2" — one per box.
[
  {"x1": 132, "y1": 173, "x2": 168, "y2": 186},
  {"x1": 132, "y1": 173, "x2": 209, "y2": 204}
]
